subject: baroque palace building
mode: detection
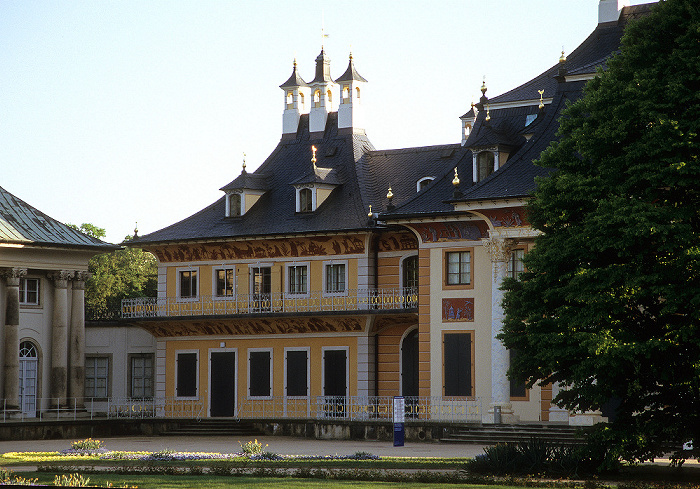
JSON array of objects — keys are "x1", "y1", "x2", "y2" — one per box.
[{"x1": 121, "y1": 0, "x2": 654, "y2": 425}]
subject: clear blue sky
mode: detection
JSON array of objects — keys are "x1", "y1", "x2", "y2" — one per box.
[{"x1": 1, "y1": 1, "x2": 654, "y2": 244}]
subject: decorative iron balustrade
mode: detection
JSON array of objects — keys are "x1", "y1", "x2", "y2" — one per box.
[
  {"x1": 122, "y1": 288, "x2": 418, "y2": 319},
  {"x1": 106, "y1": 397, "x2": 205, "y2": 420}
]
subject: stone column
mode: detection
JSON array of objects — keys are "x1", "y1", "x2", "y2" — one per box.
[
  {"x1": 482, "y1": 236, "x2": 517, "y2": 423},
  {"x1": 69, "y1": 271, "x2": 90, "y2": 410},
  {"x1": 48, "y1": 271, "x2": 72, "y2": 409},
  {"x1": 548, "y1": 382, "x2": 570, "y2": 422},
  {"x1": 2, "y1": 268, "x2": 26, "y2": 412}
]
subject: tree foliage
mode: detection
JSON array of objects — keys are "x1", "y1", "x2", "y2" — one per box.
[
  {"x1": 69, "y1": 224, "x2": 157, "y2": 320},
  {"x1": 500, "y1": 0, "x2": 700, "y2": 463}
]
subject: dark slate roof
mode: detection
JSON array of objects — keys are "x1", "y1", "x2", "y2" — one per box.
[
  {"x1": 335, "y1": 54, "x2": 368, "y2": 83},
  {"x1": 465, "y1": 107, "x2": 530, "y2": 149},
  {"x1": 279, "y1": 60, "x2": 309, "y2": 89},
  {"x1": 220, "y1": 171, "x2": 270, "y2": 192},
  {"x1": 487, "y1": 5, "x2": 651, "y2": 106},
  {"x1": 290, "y1": 166, "x2": 341, "y2": 186},
  {"x1": 310, "y1": 48, "x2": 333, "y2": 84},
  {"x1": 0, "y1": 186, "x2": 117, "y2": 249},
  {"x1": 133, "y1": 113, "x2": 377, "y2": 244}
]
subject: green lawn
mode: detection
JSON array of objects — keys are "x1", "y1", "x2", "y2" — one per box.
[{"x1": 18, "y1": 472, "x2": 517, "y2": 489}]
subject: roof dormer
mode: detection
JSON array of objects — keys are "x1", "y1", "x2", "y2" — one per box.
[
  {"x1": 290, "y1": 145, "x2": 340, "y2": 212},
  {"x1": 280, "y1": 59, "x2": 310, "y2": 136},
  {"x1": 220, "y1": 160, "x2": 269, "y2": 217},
  {"x1": 335, "y1": 52, "x2": 368, "y2": 134}
]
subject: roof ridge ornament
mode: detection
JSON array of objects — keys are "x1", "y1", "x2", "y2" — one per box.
[
  {"x1": 242, "y1": 152, "x2": 247, "y2": 173},
  {"x1": 538, "y1": 89, "x2": 545, "y2": 110},
  {"x1": 311, "y1": 145, "x2": 317, "y2": 170}
]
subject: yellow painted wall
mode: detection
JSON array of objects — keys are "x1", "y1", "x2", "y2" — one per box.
[{"x1": 164, "y1": 335, "x2": 359, "y2": 415}]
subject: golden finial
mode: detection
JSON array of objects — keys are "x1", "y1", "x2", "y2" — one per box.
[
  {"x1": 481, "y1": 77, "x2": 487, "y2": 94},
  {"x1": 452, "y1": 167, "x2": 460, "y2": 187},
  {"x1": 367, "y1": 204, "x2": 373, "y2": 217},
  {"x1": 538, "y1": 89, "x2": 545, "y2": 110},
  {"x1": 134, "y1": 222, "x2": 139, "y2": 238},
  {"x1": 559, "y1": 49, "x2": 566, "y2": 64},
  {"x1": 386, "y1": 186, "x2": 393, "y2": 200},
  {"x1": 485, "y1": 104, "x2": 491, "y2": 122},
  {"x1": 311, "y1": 145, "x2": 317, "y2": 168},
  {"x1": 242, "y1": 152, "x2": 246, "y2": 172}
]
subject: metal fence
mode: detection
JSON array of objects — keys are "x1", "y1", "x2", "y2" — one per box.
[
  {"x1": 0, "y1": 398, "x2": 105, "y2": 422},
  {"x1": 122, "y1": 288, "x2": 418, "y2": 319},
  {"x1": 0, "y1": 396, "x2": 482, "y2": 423}
]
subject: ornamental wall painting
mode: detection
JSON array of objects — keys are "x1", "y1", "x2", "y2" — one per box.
[
  {"x1": 149, "y1": 234, "x2": 366, "y2": 263},
  {"x1": 377, "y1": 231, "x2": 418, "y2": 252},
  {"x1": 410, "y1": 222, "x2": 487, "y2": 243},
  {"x1": 483, "y1": 208, "x2": 529, "y2": 228},
  {"x1": 442, "y1": 298, "x2": 474, "y2": 322}
]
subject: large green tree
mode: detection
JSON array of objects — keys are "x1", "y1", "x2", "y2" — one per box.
[
  {"x1": 501, "y1": 0, "x2": 699, "y2": 463},
  {"x1": 69, "y1": 224, "x2": 157, "y2": 320}
]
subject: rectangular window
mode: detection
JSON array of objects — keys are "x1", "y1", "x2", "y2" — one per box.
[
  {"x1": 285, "y1": 349, "x2": 308, "y2": 397},
  {"x1": 19, "y1": 278, "x2": 40, "y2": 305},
  {"x1": 443, "y1": 332, "x2": 473, "y2": 397},
  {"x1": 85, "y1": 357, "x2": 109, "y2": 398},
  {"x1": 130, "y1": 354, "x2": 154, "y2": 399},
  {"x1": 446, "y1": 251, "x2": 471, "y2": 286},
  {"x1": 288, "y1": 265, "x2": 308, "y2": 295},
  {"x1": 251, "y1": 267, "x2": 271, "y2": 295},
  {"x1": 508, "y1": 249, "x2": 525, "y2": 279},
  {"x1": 179, "y1": 270, "x2": 198, "y2": 298},
  {"x1": 325, "y1": 264, "x2": 346, "y2": 294},
  {"x1": 249, "y1": 350, "x2": 272, "y2": 397},
  {"x1": 215, "y1": 268, "x2": 235, "y2": 296},
  {"x1": 509, "y1": 349, "x2": 528, "y2": 399},
  {"x1": 176, "y1": 352, "x2": 198, "y2": 397}
]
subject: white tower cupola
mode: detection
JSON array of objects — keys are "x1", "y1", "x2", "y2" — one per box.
[
  {"x1": 335, "y1": 52, "x2": 368, "y2": 134},
  {"x1": 280, "y1": 59, "x2": 310, "y2": 135},
  {"x1": 309, "y1": 48, "x2": 337, "y2": 135},
  {"x1": 598, "y1": 0, "x2": 630, "y2": 24}
]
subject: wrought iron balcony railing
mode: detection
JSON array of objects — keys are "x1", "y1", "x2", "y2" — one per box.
[{"x1": 121, "y1": 288, "x2": 418, "y2": 319}]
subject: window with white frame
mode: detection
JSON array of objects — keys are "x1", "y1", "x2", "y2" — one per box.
[
  {"x1": 445, "y1": 251, "x2": 471, "y2": 286},
  {"x1": 508, "y1": 249, "x2": 525, "y2": 279},
  {"x1": 19, "y1": 278, "x2": 40, "y2": 305},
  {"x1": 325, "y1": 262, "x2": 347, "y2": 295},
  {"x1": 85, "y1": 356, "x2": 109, "y2": 399},
  {"x1": 287, "y1": 264, "x2": 308, "y2": 295},
  {"x1": 176, "y1": 351, "x2": 198, "y2": 398},
  {"x1": 248, "y1": 349, "x2": 272, "y2": 398},
  {"x1": 297, "y1": 187, "x2": 314, "y2": 213},
  {"x1": 417, "y1": 177, "x2": 434, "y2": 192},
  {"x1": 130, "y1": 354, "x2": 154, "y2": 399},
  {"x1": 285, "y1": 348, "x2": 309, "y2": 397},
  {"x1": 228, "y1": 193, "x2": 242, "y2": 217},
  {"x1": 214, "y1": 267, "x2": 235, "y2": 297},
  {"x1": 476, "y1": 151, "x2": 495, "y2": 182},
  {"x1": 178, "y1": 269, "x2": 198, "y2": 299}
]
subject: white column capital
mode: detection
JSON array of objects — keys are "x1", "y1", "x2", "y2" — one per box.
[
  {"x1": 48, "y1": 270, "x2": 73, "y2": 289},
  {"x1": 1, "y1": 268, "x2": 27, "y2": 287},
  {"x1": 481, "y1": 236, "x2": 516, "y2": 263}
]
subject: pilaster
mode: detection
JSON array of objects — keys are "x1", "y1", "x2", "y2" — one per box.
[{"x1": 482, "y1": 236, "x2": 518, "y2": 423}]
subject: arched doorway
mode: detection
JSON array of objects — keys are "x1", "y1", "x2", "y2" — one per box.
[
  {"x1": 19, "y1": 341, "x2": 38, "y2": 417},
  {"x1": 401, "y1": 329, "x2": 419, "y2": 397}
]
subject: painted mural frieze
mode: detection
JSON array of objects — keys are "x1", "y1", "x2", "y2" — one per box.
[
  {"x1": 140, "y1": 315, "x2": 366, "y2": 337},
  {"x1": 410, "y1": 222, "x2": 486, "y2": 243},
  {"x1": 483, "y1": 208, "x2": 528, "y2": 228},
  {"x1": 377, "y1": 232, "x2": 418, "y2": 252},
  {"x1": 442, "y1": 298, "x2": 474, "y2": 322},
  {"x1": 151, "y1": 234, "x2": 366, "y2": 263}
]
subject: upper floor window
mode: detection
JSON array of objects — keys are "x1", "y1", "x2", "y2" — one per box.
[
  {"x1": 288, "y1": 265, "x2": 308, "y2": 295},
  {"x1": 417, "y1": 177, "x2": 434, "y2": 192},
  {"x1": 299, "y1": 188, "x2": 313, "y2": 212},
  {"x1": 476, "y1": 152, "x2": 495, "y2": 182},
  {"x1": 445, "y1": 251, "x2": 471, "y2": 286},
  {"x1": 179, "y1": 270, "x2": 198, "y2": 299},
  {"x1": 508, "y1": 249, "x2": 525, "y2": 279},
  {"x1": 215, "y1": 268, "x2": 235, "y2": 297},
  {"x1": 19, "y1": 278, "x2": 39, "y2": 305},
  {"x1": 85, "y1": 356, "x2": 109, "y2": 399},
  {"x1": 228, "y1": 193, "x2": 242, "y2": 217},
  {"x1": 325, "y1": 263, "x2": 346, "y2": 295}
]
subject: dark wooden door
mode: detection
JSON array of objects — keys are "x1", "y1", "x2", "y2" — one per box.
[{"x1": 210, "y1": 351, "x2": 235, "y2": 417}]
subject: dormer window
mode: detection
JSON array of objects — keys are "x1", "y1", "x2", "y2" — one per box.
[
  {"x1": 227, "y1": 193, "x2": 242, "y2": 217},
  {"x1": 473, "y1": 151, "x2": 496, "y2": 182},
  {"x1": 299, "y1": 188, "x2": 313, "y2": 212},
  {"x1": 417, "y1": 177, "x2": 434, "y2": 192}
]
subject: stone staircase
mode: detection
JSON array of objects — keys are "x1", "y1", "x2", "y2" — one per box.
[
  {"x1": 441, "y1": 423, "x2": 586, "y2": 446},
  {"x1": 163, "y1": 419, "x2": 264, "y2": 437}
]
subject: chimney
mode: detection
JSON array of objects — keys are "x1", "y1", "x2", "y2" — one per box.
[{"x1": 598, "y1": 0, "x2": 630, "y2": 24}]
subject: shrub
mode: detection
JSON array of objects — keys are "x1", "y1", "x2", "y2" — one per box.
[
  {"x1": 71, "y1": 438, "x2": 104, "y2": 451},
  {"x1": 239, "y1": 439, "x2": 267, "y2": 456}
]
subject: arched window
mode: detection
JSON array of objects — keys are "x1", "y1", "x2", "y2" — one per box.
[
  {"x1": 229, "y1": 193, "x2": 241, "y2": 217},
  {"x1": 299, "y1": 92, "x2": 305, "y2": 109},
  {"x1": 417, "y1": 177, "x2": 434, "y2": 192},
  {"x1": 326, "y1": 89, "x2": 333, "y2": 104},
  {"x1": 313, "y1": 90, "x2": 321, "y2": 107},
  {"x1": 286, "y1": 91, "x2": 293, "y2": 107},
  {"x1": 355, "y1": 86, "x2": 361, "y2": 99},
  {"x1": 477, "y1": 152, "x2": 495, "y2": 181},
  {"x1": 20, "y1": 341, "x2": 37, "y2": 359},
  {"x1": 342, "y1": 86, "x2": 350, "y2": 100},
  {"x1": 299, "y1": 188, "x2": 313, "y2": 212}
]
